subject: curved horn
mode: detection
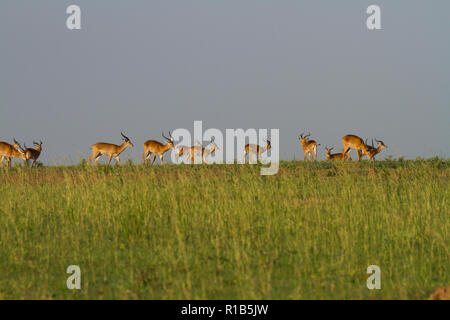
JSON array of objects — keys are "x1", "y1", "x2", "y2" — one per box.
[
  {"x1": 121, "y1": 132, "x2": 130, "y2": 141},
  {"x1": 162, "y1": 131, "x2": 171, "y2": 141}
]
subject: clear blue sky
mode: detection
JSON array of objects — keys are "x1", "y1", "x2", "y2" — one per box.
[{"x1": 1, "y1": 1, "x2": 449, "y2": 164}]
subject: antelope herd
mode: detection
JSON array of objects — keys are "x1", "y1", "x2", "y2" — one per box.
[
  {"x1": 0, "y1": 139, "x2": 44, "y2": 168},
  {"x1": 0, "y1": 132, "x2": 387, "y2": 168}
]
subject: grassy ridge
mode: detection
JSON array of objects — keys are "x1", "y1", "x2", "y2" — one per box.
[{"x1": 0, "y1": 159, "x2": 448, "y2": 299}]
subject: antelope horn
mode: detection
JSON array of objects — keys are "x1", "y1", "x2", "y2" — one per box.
[
  {"x1": 162, "y1": 131, "x2": 173, "y2": 141},
  {"x1": 121, "y1": 132, "x2": 130, "y2": 141}
]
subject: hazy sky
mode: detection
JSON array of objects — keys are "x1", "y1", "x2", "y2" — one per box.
[{"x1": 1, "y1": 1, "x2": 449, "y2": 164}]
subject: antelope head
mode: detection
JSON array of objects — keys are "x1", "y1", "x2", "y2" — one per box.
[
  {"x1": 375, "y1": 139, "x2": 387, "y2": 150},
  {"x1": 298, "y1": 132, "x2": 311, "y2": 144},
  {"x1": 33, "y1": 140, "x2": 43, "y2": 148},
  {"x1": 121, "y1": 132, "x2": 134, "y2": 147},
  {"x1": 209, "y1": 137, "x2": 219, "y2": 153},
  {"x1": 264, "y1": 137, "x2": 272, "y2": 150},
  {"x1": 13, "y1": 139, "x2": 25, "y2": 154},
  {"x1": 162, "y1": 131, "x2": 175, "y2": 149}
]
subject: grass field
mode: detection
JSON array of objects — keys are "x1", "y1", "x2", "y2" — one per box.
[{"x1": 0, "y1": 159, "x2": 448, "y2": 299}]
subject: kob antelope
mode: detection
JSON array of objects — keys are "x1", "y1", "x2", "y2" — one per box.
[
  {"x1": 243, "y1": 138, "x2": 271, "y2": 163},
  {"x1": 325, "y1": 146, "x2": 351, "y2": 161},
  {"x1": 341, "y1": 134, "x2": 372, "y2": 161},
  {"x1": 0, "y1": 139, "x2": 26, "y2": 168},
  {"x1": 365, "y1": 138, "x2": 387, "y2": 160},
  {"x1": 202, "y1": 140, "x2": 219, "y2": 164},
  {"x1": 22, "y1": 140, "x2": 43, "y2": 166},
  {"x1": 89, "y1": 132, "x2": 134, "y2": 166},
  {"x1": 174, "y1": 144, "x2": 191, "y2": 162},
  {"x1": 298, "y1": 132, "x2": 320, "y2": 160},
  {"x1": 143, "y1": 131, "x2": 174, "y2": 165},
  {"x1": 189, "y1": 138, "x2": 219, "y2": 164}
]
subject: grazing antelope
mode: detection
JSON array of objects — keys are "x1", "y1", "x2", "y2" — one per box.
[
  {"x1": 143, "y1": 131, "x2": 175, "y2": 165},
  {"x1": 341, "y1": 134, "x2": 372, "y2": 161},
  {"x1": 0, "y1": 139, "x2": 26, "y2": 168},
  {"x1": 89, "y1": 132, "x2": 134, "y2": 166},
  {"x1": 243, "y1": 138, "x2": 271, "y2": 163},
  {"x1": 174, "y1": 145, "x2": 191, "y2": 162},
  {"x1": 365, "y1": 138, "x2": 387, "y2": 160},
  {"x1": 22, "y1": 140, "x2": 43, "y2": 166},
  {"x1": 298, "y1": 132, "x2": 320, "y2": 160},
  {"x1": 325, "y1": 146, "x2": 351, "y2": 161},
  {"x1": 189, "y1": 138, "x2": 218, "y2": 164}
]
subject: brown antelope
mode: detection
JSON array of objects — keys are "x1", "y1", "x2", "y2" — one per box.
[
  {"x1": 188, "y1": 141, "x2": 205, "y2": 164},
  {"x1": 298, "y1": 132, "x2": 320, "y2": 160},
  {"x1": 142, "y1": 131, "x2": 174, "y2": 165},
  {"x1": 89, "y1": 132, "x2": 134, "y2": 166},
  {"x1": 202, "y1": 140, "x2": 219, "y2": 164},
  {"x1": 22, "y1": 140, "x2": 43, "y2": 166},
  {"x1": 243, "y1": 138, "x2": 271, "y2": 163},
  {"x1": 0, "y1": 139, "x2": 26, "y2": 168},
  {"x1": 365, "y1": 138, "x2": 387, "y2": 160},
  {"x1": 325, "y1": 146, "x2": 351, "y2": 161},
  {"x1": 341, "y1": 134, "x2": 372, "y2": 161},
  {"x1": 189, "y1": 138, "x2": 218, "y2": 164},
  {"x1": 174, "y1": 145, "x2": 191, "y2": 162}
]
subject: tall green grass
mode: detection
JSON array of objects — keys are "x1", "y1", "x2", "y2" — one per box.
[{"x1": 0, "y1": 159, "x2": 448, "y2": 299}]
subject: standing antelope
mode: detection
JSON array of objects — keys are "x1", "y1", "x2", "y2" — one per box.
[
  {"x1": 341, "y1": 134, "x2": 371, "y2": 161},
  {"x1": 243, "y1": 138, "x2": 271, "y2": 163},
  {"x1": 22, "y1": 140, "x2": 43, "y2": 166},
  {"x1": 365, "y1": 138, "x2": 388, "y2": 160},
  {"x1": 189, "y1": 138, "x2": 218, "y2": 164},
  {"x1": 174, "y1": 145, "x2": 191, "y2": 162},
  {"x1": 89, "y1": 132, "x2": 134, "y2": 166},
  {"x1": 325, "y1": 146, "x2": 351, "y2": 161},
  {"x1": 0, "y1": 139, "x2": 26, "y2": 168},
  {"x1": 202, "y1": 139, "x2": 219, "y2": 164},
  {"x1": 298, "y1": 132, "x2": 320, "y2": 160},
  {"x1": 143, "y1": 131, "x2": 174, "y2": 165}
]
